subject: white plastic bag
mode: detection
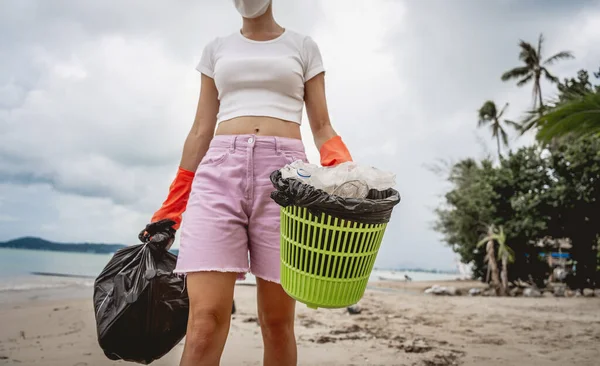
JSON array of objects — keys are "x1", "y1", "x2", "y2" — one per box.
[{"x1": 279, "y1": 161, "x2": 396, "y2": 199}]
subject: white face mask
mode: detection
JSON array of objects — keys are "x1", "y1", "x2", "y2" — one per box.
[{"x1": 232, "y1": 0, "x2": 271, "y2": 19}]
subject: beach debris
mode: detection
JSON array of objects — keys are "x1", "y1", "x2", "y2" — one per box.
[
  {"x1": 300, "y1": 318, "x2": 324, "y2": 328},
  {"x1": 553, "y1": 286, "x2": 566, "y2": 297},
  {"x1": 243, "y1": 317, "x2": 259, "y2": 324},
  {"x1": 424, "y1": 285, "x2": 457, "y2": 296},
  {"x1": 523, "y1": 288, "x2": 542, "y2": 297},
  {"x1": 346, "y1": 304, "x2": 362, "y2": 315},
  {"x1": 330, "y1": 324, "x2": 362, "y2": 335},
  {"x1": 564, "y1": 289, "x2": 575, "y2": 297},
  {"x1": 402, "y1": 339, "x2": 432, "y2": 353},
  {"x1": 314, "y1": 335, "x2": 336, "y2": 344},
  {"x1": 478, "y1": 336, "x2": 506, "y2": 345},
  {"x1": 509, "y1": 287, "x2": 522, "y2": 297},
  {"x1": 482, "y1": 288, "x2": 497, "y2": 297},
  {"x1": 543, "y1": 291, "x2": 554, "y2": 298},
  {"x1": 468, "y1": 288, "x2": 482, "y2": 296},
  {"x1": 422, "y1": 353, "x2": 461, "y2": 366},
  {"x1": 583, "y1": 289, "x2": 595, "y2": 297}
]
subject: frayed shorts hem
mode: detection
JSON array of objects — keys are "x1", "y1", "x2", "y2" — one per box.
[
  {"x1": 173, "y1": 268, "x2": 281, "y2": 284},
  {"x1": 252, "y1": 273, "x2": 281, "y2": 284},
  {"x1": 173, "y1": 267, "x2": 249, "y2": 280}
]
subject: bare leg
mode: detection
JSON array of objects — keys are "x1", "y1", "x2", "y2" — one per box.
[
  {"x1": 256, "y1": 279, "x2": 297, "y2": 366},
  {"x1": 179, "y1": 271, "x2": 237, "y2": 366}
]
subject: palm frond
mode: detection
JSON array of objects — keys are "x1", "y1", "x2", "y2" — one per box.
[
  {"x1": 504, "y1": 119, "x2": 522, "y2": 131},
  {"x1": 497, "y1": 103, "x2": 509, "y2": 119},
  {"x1": 542, "y1": 68, "x2": 560, "y2": 84},
  {"x1": 498, "y1": 244, "x2": 516, "y2": 263},
  {"x1": 516, "y1": 73, "x2": 534, "y2": 87},
  {"x1": 501, "y1": 66, "x2": 531, "y2": 82},
  {"x1": 543, "y1": 51, "x2": 574, "y2": 66},
  {"x1": 536, "y1": 92, "x2": 600, "y2": 142},
  {"x1": 521, "y1": 117, "x2": 540, "y2": 134},
  {"x1": 537, "y1": 33, "x2": 544, "y2": 60},
  {"x1": 497, "y1": 227, "x2": 506, "y2": 244},
  {"x1": 476, "y1": 238, "x2": 489, "y2": 249},
  {"x1": 500, "y1": 127, "x2": 509, "y2": 147},
  {"x1": 514, "y1": 109, "x2": 540, "y2": 135},
  {"x1": 518, "y1": 41, "x2": 539, "y2": 65},
  {"x1": 491, "y1": 123, "x2": 500, "y2": 138}
]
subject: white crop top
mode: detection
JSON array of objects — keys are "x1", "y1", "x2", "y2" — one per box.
[{"x1": 196, "y1": 29, "x2": 325, "y2": 125}]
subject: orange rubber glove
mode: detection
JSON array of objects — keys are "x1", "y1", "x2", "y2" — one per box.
[
  {"x1": 151, "y1": 167, "x2": 195, "y2": 230},
  {"x1": 319, "y1": 135, "x2": 353, "y2": 167}
]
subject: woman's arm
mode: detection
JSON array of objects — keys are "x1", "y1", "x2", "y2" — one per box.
[
  {"x1": 304, "y1": 73, "x2": 337, "y2": 151},
  {"x1": 179, "y1": 73, "x2": 220, "y2": 171},
  {"x1": 305, "y1": 72, "x2": 353, "y2": 166},
  {"x1": 148, "y1": 74, "x2": 219, "y2": 231}
]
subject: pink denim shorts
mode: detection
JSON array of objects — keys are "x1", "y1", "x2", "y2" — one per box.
[{"x1": 174, "y1": 135, "x2": 308, "y2": 283}]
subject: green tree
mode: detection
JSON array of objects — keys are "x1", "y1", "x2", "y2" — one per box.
[
  {"x1": 477, "y1": 101, "x2": 519, "y2": 159},
  {"x1": 501, "y1": 33, "x2": 574, "y2": 114},
  {"x1": 547, "y1": 136, "x2": 600, "y2": 289},
  {"x1": 435, "y1": 149, "x2": 552, "y2": 286},
  {"x1": 436, "y1": 138, "x2": 600, "y2": 289},
  {"x1": 557, "y1": 69, "x2": 597, "y2": 102}
]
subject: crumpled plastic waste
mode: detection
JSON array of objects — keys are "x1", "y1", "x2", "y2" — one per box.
[{"x1": 279, "y1": 161, "x2": 396, "y2": 199}]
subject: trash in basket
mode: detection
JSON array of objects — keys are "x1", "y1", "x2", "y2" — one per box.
[
  {"x1": 279, "y1": 161, "x2": 396, "y2": 199},
  {"x1": 270, "y1": 168, "x2": 400, "y2": 225},
  {"x1": 270, "y1": 167, "x2": 401, "y2": 309}
]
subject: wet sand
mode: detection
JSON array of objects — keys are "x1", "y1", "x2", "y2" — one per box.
[{"x1": 1, "y1": 281, "x2": 599, "y2": 365}]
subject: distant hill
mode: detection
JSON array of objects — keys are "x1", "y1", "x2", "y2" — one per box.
[
  {"x1": 0, "y1": 237, "x2": 126, "y2": 254},
  {"x1": 0, "y1": 236, "x2": 180, "y2": 256}
]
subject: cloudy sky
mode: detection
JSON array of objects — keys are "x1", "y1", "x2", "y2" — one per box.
[{"x1": 1, "y1": 0, "x2": 599, "y2": 270}]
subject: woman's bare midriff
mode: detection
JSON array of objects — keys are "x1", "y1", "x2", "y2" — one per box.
[{"x1": 215, "y1": 116, "x2": 302, "y2": 140}]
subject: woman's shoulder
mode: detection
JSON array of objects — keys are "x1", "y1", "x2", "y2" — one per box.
[
  {"x1": 283, "y1": 30, "x2": 322, "y2": 56},
  {"x1": 284, "y1": 29, "x2": 316, "y2": 44},
  {"x1": 202, "y1": 32, "x2": 237, "y2": 50}
]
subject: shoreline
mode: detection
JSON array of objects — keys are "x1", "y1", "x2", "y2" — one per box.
[{"x1": 1, "y1": 281, "x2": 599, "y2": 366}]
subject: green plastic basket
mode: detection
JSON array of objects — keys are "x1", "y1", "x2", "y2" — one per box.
[{"x1": 280, "y1": 205, "x2": 387, "y2": 309}]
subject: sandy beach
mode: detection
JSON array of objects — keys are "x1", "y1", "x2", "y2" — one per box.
[{"x1": 1, "y1": 281, "x2": 599, "y2": 366}]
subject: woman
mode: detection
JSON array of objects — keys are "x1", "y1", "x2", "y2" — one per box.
[{"x1": 144, "y1": 1, "x2": 352, "y2": 365}]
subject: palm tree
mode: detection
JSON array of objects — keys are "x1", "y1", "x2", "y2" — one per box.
[
  {"x1": 534, "y1": 91, "x2": 600, "y2": 142},
  {"x1": 501, "y1": 33, "x2": 574, "y2": 112},
  {"x1": 494, "y1": 227, "x2": 515, "y2": 294},
  {"x1": 477, "y1": 225, "x2": 514, "y2": 296},
  {"x1": 477, "y1": 101, "x2": 519, "y2": 159},
  {"x1": 477, "y1": 225, "x2": 502, "y2": 295}
]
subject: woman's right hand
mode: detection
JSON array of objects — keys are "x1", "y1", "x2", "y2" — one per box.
[{"x1": 139, "y1": 219, "x2": 177, "y2": 250}]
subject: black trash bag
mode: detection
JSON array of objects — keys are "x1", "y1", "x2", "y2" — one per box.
[
  {"x1": 270, "y1": 170, "x2": 401, "y2": 225},
  {"x1": 93, "y1": 219, "x2": 189, "y2": 365}
]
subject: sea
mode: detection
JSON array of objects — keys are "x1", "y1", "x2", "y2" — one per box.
[{"x1": 0, "y1": 248, "x2": 460, "y2": 303}]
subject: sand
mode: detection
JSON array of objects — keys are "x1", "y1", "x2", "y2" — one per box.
[{"x1": 1, "y1": 281, "x2": 599, "y2": 366}]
